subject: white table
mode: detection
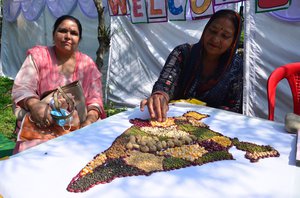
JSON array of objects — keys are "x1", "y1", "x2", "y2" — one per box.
[{"x1": 0, "y1": 105, "x2": 299, "y2": 198}]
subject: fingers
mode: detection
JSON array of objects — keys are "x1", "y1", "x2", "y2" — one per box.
[
  {"x1": 71, "y1": 110, "x2": 81, "y2": 127},
  {"x1": 57, "y1": 98, "x2": 67, "y2": 109},
  {"x1": 140, "y1": 99, "x2": 148, "y2": 112},
  {"x1": 153, "y1": 95, "x2": 168, "y2": 122},
  {"x1": 66, "y1": 93, "x2": 74, "y2": 99},
  {"x1": 29, "y1": 102, "x2": 53, "y2": 128},
  {"x1": 31, "y1": 101, "x2": 48, "y2": 114},
  {"x1": 140, "y1": 94, "x2": 169, "y2": 122},
  {"x1": 80, "y1": 122, "x2": 90, "y2": 128},
  {"x1": 33, "y1": 118, "x2": 51, "y2": 128},
  {"x1": 147, "y1": 96, "x2": 156, "y2": 119},
  {"x1": 153, "y1": 96, "x2": 163, "y2": 122},
  {"x1": 57, "y1": 93, "x2": 75, "y2": 109},
  {"x1": 140, "y1": 97, "x2": 157, "y2": 120},
  {"x1": 161, "y1": 97, "x2": 168, "y2": 122},
  {"x1": 44, "y1": 118, "x2": 51, "y2": 126}
]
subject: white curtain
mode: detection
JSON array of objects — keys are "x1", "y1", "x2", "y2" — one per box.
[
  {"x1": 106, "y1": 16, "x2": 208, "y2": 107},
  {"x1": 3, "y1": 0, "x2": 98, "y2": 22},
  {"x1": 106, "y1": 4, "x2": 237, "y2": 107},
  {"x1": 0, "y1": 5, "x2": 99, "y2": 79}
]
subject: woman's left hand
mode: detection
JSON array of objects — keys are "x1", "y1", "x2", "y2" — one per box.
[
  {"x1": 80, "y1": 120, "x2": 92, "y2": 128},
  {"x1": 80, "y1": 109, "x2": 99, "y2": 128},
  {"x1": 28, "y1": 100, "x2": 53, "y2": 128},
  {"x1": 54, "y1": 93, "x2": 75, "y2": 110}
]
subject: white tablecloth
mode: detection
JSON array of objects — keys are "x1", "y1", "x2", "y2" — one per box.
[{"x1": 0, "y1": 105, "x2": 299, "y2": 198}]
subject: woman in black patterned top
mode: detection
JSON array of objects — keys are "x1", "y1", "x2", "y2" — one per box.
[{"x1": 140, "y1": 9, "x2": 243, "y2": 122}]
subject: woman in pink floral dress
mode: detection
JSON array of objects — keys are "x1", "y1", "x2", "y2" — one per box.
[{"x1": 12, "y1": 15, "x2": 106, "y2": 153}]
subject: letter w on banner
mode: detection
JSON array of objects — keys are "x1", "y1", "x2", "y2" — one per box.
[
  {"x1": 128, "y1": 0, "x2": 168, "y2": 23},
  {"x1": 108, "y1": 0, "x2": 130, "y2": 15}
]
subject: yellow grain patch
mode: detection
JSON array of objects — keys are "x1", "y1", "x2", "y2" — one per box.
[
  {"x1": 80, "y1": 153, "x2": 107, "y2": 176},
  {"x1": 211, "y1": 136, "x2": 232, "y2": 147},
  {"x1": 157, "y1": 144, "x2": 208, "y2": 162},
  {"x1": 183, "y1": 111, "x2": 208, "y2": 120},
  {"x1": 124, "y1": 150, "x2": 164, "y2": 172},
  {"x1": 150, "y1": 118, "x2": 175, "y2": 127}
]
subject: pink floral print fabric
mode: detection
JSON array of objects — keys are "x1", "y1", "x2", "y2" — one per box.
[{"x1": 12, "y1": 45, "x2": 105, "y2": 118}]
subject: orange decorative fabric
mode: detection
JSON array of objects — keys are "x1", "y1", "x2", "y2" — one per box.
[{"x1": 19, "y1": 114, "x2": 79, "y2": 141}]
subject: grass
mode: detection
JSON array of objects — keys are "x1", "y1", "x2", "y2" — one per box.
[
  {"x1": 0, "y1": 76, "x2": 127, "y2": 142},
  {"x1": 0, "y1": 77, "x2": 16, "y2": 141}
]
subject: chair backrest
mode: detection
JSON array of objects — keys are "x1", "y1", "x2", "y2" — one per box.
[{"x1": 267, "y1": 62, "x2": 300, "y2": 121}]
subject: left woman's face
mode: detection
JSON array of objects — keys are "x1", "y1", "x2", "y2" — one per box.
[
  {"x1": 202, "y1": 17, "x2": 235, "y2": 57},
  {"x1": 53, "y1": 19, "x2": 80, "y2": 54}
]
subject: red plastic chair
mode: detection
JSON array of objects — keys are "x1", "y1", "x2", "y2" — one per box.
[{"x1": 267, "y1": 62, "x2": 300, "y2": 121}]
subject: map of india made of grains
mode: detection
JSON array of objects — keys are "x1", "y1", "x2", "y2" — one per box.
[{"x1": 67, "y1": 111, "x2": 280, "y2": 193}]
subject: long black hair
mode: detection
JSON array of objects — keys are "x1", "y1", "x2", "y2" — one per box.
[{"x1": 52, "y1": 15, "x2": 82, "y2": 41}]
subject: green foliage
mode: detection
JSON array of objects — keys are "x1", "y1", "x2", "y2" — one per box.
[
  {"x1": 104, "y1": 101, "x2": 127, "y2": 117},
  {"x1": 238, "y1": 30, "x2": 244, "y2": 57},
  {"x1": 240, "y1": 30, "x2": 244, "y2": 45},
  {"x1": 99, "y1": 25, "x2": 111, "y2": 50},
  {"x1": 0, "y1": 77, "x2": 16, "y2": 141}
]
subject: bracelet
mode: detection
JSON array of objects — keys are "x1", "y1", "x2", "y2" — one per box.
[{"x1": 88, "y1": 106, "x2": 102, "y2": 120}]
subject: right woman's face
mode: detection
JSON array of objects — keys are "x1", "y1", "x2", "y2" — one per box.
[
  {"x1": 202, "y1": 17, "x2": 235, "y2": 58},
  {"x1": 53, "y1": 19, "x2": 80, "y2": 54}
]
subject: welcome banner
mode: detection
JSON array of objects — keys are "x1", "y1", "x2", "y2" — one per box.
[
  {"x1": 107, "y1": 0, "x2": 243, "y2": 23},
  {"x1": 106, "y1": 0, "x2": 291, "y2": 23}
]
